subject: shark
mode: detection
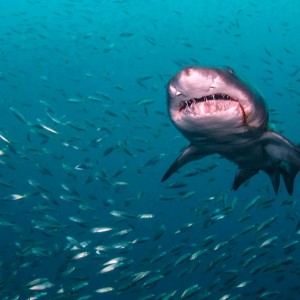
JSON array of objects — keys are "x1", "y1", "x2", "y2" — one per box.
[{"x1": 161, "y1": 66, "x2": 300, "y2": 195}]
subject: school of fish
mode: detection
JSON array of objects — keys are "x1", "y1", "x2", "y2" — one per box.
[{"x1": 0, "y1": 1, "x2": 300, "y2": 300}]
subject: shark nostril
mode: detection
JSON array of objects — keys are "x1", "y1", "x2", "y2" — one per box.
[{"x1": 184, "y1": 67, "x2": 193, "y2": 76}]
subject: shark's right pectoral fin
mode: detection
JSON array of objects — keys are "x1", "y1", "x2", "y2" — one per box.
[{"x1": 161, "y1": 144, "x2": 208, "y2": 182}]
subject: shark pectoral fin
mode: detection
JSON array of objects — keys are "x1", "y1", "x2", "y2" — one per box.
[
  {"x1": 161, "y1": 144, "x2": 207, "y2": 182},
  {"x1": 262, "y1": 131, "x2": 300, "y2": 169},
  {"x1": 261, "y1": 130, "x2": 300, "y2": 195},
  {"x1": 233, "y1": 168, "x2": 258, "y2": 191}
]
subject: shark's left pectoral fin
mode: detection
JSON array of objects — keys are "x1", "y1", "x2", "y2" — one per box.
[
  {"x1": 262, "y1": 131, "x2": 300, "y2": 168},
  {"x1": 262, "y1": 130, "x2": 300, "y2": 194},
  {"x1": 161, "y1": 144, "x2": 208, "y2": 182}
]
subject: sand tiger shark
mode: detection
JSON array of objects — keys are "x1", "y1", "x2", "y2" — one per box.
[{"x1": 161, "y1": 66, "x2": 300, "y2": 194}]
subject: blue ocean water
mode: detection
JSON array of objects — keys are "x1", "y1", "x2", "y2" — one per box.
[{"x1": 0, "y1": 0, "x2": 300, "y2": 299}]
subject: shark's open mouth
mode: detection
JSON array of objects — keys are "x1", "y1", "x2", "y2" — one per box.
[
  {"x1": 179, "y1": 93, "x2": 245, "y2": 122},
  {"x1": 179, "y1": 93, "x2": 236, "y2": 111}
]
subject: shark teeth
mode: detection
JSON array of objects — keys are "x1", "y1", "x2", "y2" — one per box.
[
  {"x1": 180, "y1": 94, "x2": 237, "y2": 110},
  {"x1": 179, "y1": 93, "x2": 236, "y2": 111},
  {"x1": 179, "y1": 94, "x2": 239, "y2": 117}
]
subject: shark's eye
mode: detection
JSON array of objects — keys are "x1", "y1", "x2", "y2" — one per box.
[
  {"x1": 227, "y1": 68, "x2": 234, "y2": 74},
  {"x1": 169, "y1": 85, "x2": 184, "y2": 97}
]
